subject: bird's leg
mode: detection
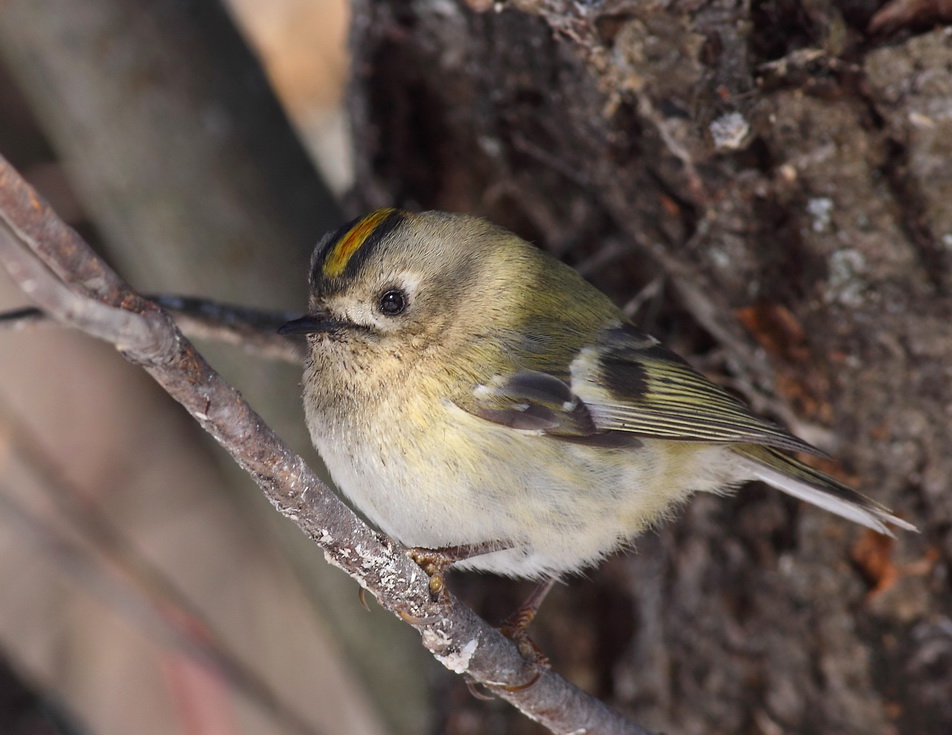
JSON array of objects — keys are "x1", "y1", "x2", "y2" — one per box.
[
  {"x1": 499, "y1": 577, "x2": 557, "y2": 666},
  {"x1": 405, "y1": 545, "x2": 554, "y2": 692},
  {"x1": 396, "y1": 542, "x2": 508, "y2": 625},
  {"x1": 406, "y1": 541, "x2": 509, "y2": 600},
  {"x1": 452, "y1": 577, "x2": 555, "y2": 693},
  {"x1": 500, "y1": 577, "x2": 557, "y2": 637}
]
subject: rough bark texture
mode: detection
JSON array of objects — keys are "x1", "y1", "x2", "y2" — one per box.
[{"x1": 347, "y1": 2, "x2": 951, "y2": 734}]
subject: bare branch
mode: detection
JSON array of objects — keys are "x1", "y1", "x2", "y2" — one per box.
[
  {"x1": 0, "y1": 296, "x2": 303, "y2": 363},
  {"x1": 151, "y1": 295, "x2": 303, "y2": 362},
  {"x1": 0, "y1": 220, "x2": 161, "y2": 354},
  {"x1": 0, "y1": 154, "x2": 654, "y2": 734}
]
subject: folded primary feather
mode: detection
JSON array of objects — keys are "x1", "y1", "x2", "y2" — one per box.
[{"x1": 733, "y1": 445, "x2": 916, "y2": 535}]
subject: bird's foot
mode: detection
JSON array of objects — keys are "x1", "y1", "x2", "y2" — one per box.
[{"x1": 405, "y1": 542, "x2": 508, "y2": 601}]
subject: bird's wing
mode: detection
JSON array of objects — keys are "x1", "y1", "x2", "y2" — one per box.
[
  {"x1": 459, "y1": 323, "x2": 822, "y2": 455},
  {"x1": 570, "y1": 324, "x2": 823, "y2": 455},
  {"x1": 457, "y1": 369, "x2": 642, "y2": 448}
]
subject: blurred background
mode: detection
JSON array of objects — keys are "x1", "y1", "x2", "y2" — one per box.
[
  {"x1": 0, "y1": 2, "x2": 435, "y2": 734},
  {"x1": 0, "y1": 1, "x2": 949, "y2": 734}
]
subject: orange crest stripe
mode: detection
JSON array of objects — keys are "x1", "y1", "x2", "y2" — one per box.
[{"x1": 323, "y1": 208, "x2": 398, "y2": 278}]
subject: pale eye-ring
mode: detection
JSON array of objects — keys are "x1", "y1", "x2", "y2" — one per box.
[{"x1": 378, "y1": 289, "x2": 407, "y2": 316}]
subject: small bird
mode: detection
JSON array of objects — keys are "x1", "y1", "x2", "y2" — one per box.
[{"x1": 280, "y1": 209, "x2": 914, "y2": 585}]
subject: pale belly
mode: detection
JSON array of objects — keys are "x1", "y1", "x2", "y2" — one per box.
[{"x1": 308, "y1": 398, "x2": 745, "y2": 579}]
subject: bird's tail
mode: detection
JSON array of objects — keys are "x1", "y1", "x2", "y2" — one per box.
[{"x1": 732, "y1": 444, "x2": 917, "y2": 536}]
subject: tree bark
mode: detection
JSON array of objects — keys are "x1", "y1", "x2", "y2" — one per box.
[{"x1": 348, "y1": 2, "x2": 951, "y2": 733}]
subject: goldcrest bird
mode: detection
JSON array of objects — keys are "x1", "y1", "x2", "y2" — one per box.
[{"x1": 280, "y1": 209, "x2": 914, "y2": 581}]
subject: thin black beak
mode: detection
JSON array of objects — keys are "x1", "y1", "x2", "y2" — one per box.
[{"x1": 278, "y1": 314, "x2": 343, "y2": 336}]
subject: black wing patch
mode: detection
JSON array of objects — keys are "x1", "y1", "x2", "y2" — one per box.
[{"x1": 581, "y1": 324, "x2": 825, "y2": 456}]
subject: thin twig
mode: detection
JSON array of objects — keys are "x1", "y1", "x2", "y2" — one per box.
[
  {"x1": 0, "y1": 305, "x2": 46, "y2": 330},
  {"x1": 0, "y1": 296, "x2": 303, "y2": 363},
  {"x1": 0, "y1": 154, "x2": 653, "y2": 734}
]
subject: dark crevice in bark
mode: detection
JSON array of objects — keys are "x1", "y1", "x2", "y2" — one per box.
[
  {"x1": 878, "y1": 136, "x2": 949, "y2": 295},
  {"x1": 749, "y1": 0, "x2": 823, "y2": 61}
]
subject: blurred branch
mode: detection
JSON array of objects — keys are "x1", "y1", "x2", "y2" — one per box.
[
  {"x1": 0, "y1": 158, "x2": 653, "y2": 734},
  {"x1": 0, "y1": 296, "x2": 303, "y2": 363},
  {"x1": 0, "y1": 395, "x2": 320, "y2": 735}
]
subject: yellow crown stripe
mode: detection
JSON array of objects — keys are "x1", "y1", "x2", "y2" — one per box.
[{"x1": 323, "y1": 208, "x2": 397, "y2": 278}]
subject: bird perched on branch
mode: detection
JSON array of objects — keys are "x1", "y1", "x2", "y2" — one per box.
[{"x1": 281, "y1": 209, "x2": 914, "y2": 596}]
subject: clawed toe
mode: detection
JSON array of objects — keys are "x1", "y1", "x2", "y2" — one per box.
[
  {"x1": 494, "y1": 577, "x2": 558, "y2": 689},
  {"x1": 501, "y1": 668, "x2": 543, "y2": 692},
  {"x1": 396, "y1": 607, "x2": 442, "y2": 626},
  {"x1": 401, "y1": 551, "x2": 557, "y2": 694},
  {"x1": 405, "y1": 547, "x2": 454, "y2": 602},
  {"x1": 497, "y1": 618, "x2": 551, "y2": 690},
  {"x1": 405, "y1": 542, "x2": 507, "y2": 601}
]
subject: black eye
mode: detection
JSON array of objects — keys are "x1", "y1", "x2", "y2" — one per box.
[{"x1": 378, "y1": 289, "x2": 407, "y2": 316}]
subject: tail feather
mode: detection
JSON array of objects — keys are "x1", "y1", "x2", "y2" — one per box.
[{"x1": 733, "y1": 445, "x2": 917, "y2": 536}]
